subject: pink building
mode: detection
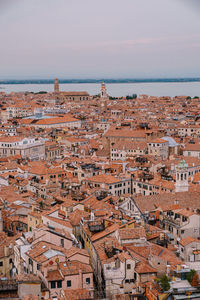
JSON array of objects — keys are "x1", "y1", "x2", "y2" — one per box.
[{"x1": 44, "y1": 261, "x2": 94, "y2": 298}]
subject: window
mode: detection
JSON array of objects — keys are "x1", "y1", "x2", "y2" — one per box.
[
  {"x1": 9, "y1": 258, "x2": 12, "y2": 264},
  {"x1": 61, "y1": 239, "x2": 64, "y2": 247},
  {"x1": 57, "y1": 280, "x2": 62, "y2": 288},
  {"x1": 182, "y1": 216, "x2": 187, "y2": 222},
  {"x1": 181, "y1": 230, "x2": 185, "y2": 234},
  {"x1": 37, "y1": 264, "x2": 40, "y2": 270},
  {"x1": 125, "y1": 279, "x2": 130, "y2": 283},
  {"x1": 134, "y1": 272, "x2": 137, "y2": 280},
  {"x1": 115, "y1": 259, "x2": 120, "y2": 269},
  {"x1": 125, "y1": 279, "x2": 135, "y2": 283},
  {"x1": 67, "y1": 280, "x2": 71, "y2": 287},
  {"x1": 0, "y1": 261, "x2": 3, "y2": 267},
  {"x1": 86, "y1": 277, "x2": 90, "y2": 284},
  {"x1": 51, "y1": 281, "x2": 56, "y2": 289},
  {"x1": 127, "y1": 264, "x2": 131, "y2": 270}
]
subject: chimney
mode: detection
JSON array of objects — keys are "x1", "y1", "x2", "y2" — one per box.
[{"x1": 79, "y1": 269, "x2": 83, "y2": 288}]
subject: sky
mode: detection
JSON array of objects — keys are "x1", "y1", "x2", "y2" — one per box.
[{"x1": 0, "y1": 0, "x2": 200, "y2": 79}]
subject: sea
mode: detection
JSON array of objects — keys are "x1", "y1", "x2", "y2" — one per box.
[{"x1": 0, "y1": 82, "x2": 200, "y2": 97}]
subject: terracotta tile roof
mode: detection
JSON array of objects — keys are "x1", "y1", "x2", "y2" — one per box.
[
  {"x1": 104, "y1": 128, "x2": 146, "y2": 138},
  {"x1": 69, "y1": 209, "x2": 90, "y2": 226},
  {"x1": 174, "y1": 208, "x2": 195, "y2": 217},
  {"x1": 66, "y1": 247, "x2": 89, "y2": 259},
  {"x1": 20, "y1": 115, "x2": 79, "y2": 126},
  {"x1": 62, "y1": 288, "x2": 91, "y2": 300},
  {"x1": 135, "y1": 261, "x2": 157, "y2": 274},
  {"x1": 44, "y1": 215, "x2": 72, "y2": 229},
  {"x1": 87, "y1": 174, "x2": 122, "y2": 184},
  {"x1": 127, "y1": 242, "x2": 182, "y2": 269},
  {"x1": 179, "y1": 236, "x2": 198, "y2": 246},
  {"x1": 91, "y1": 223, "x2": 119, "y2": 242},
  {"x1": 59, "y1": 260, "x2": 92, "y2": 276},
  {"x1": 46, "y1": 269, "x2": 63, "y2": 281},
  {"x1": 184, "y1": 143, "x2": 200, "y2": 151},
  {"x1": 134, "y1": 192, "x2": 200, "y2": 213},
  {"x1": 149, "y1": 138, "x2": 168, "y2": 144},
  {"x1": 118, "y1": 227, "x2": 146, "y2": 240}
]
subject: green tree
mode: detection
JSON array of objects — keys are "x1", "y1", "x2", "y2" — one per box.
[
  {"x1": 39, "y1": 201, "x2": 44, "y2": 209},
  {"x1": 160, "y1": 275, "x2": 170, "y2": 291},
  {"x1": 35, "y1": 91, "x2": 47, "y2": 94},
  {"x1": 126, "y1": 94, "x2": 137, "y2": 100},
  {"x1": 187, "y1": 269, "x2": 196, "y2": 284}
]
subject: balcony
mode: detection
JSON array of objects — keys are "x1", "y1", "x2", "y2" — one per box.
[
  {"x1": 0, "y1": 280, "x2": 17, "y2": 291},
  {"x1": 164, "y1": 216, "x2": 181, "y2": 227}
]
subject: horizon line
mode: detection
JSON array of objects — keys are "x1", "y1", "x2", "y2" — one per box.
[{"x1": 0, "y1": 77, "x2": 200, "y2": 84}]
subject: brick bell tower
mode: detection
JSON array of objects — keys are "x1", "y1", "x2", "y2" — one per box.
[{"x1": 54, "y1": 78, "x2": 59, "y2": 94}]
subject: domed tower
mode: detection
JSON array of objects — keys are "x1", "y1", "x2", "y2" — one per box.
[
  {"x1": 100, "y1": 81, "x2": 108, "y2": 99},
  {"x1": 54, "y1": 78, "x2": 59, "y2": 93},
  {"x1": 175, "y1": 159, "x2": 189, "y2": 192}
]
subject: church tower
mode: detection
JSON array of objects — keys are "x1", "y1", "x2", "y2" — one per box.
[
  {"x1": 54, "y1": 78, "x2": 59, "y2": 93},
  {"x1": 100, "y1": 81, "x2": 108, "y2": 99},
  {"x1": 175, "y1": 160, "x2": 189, "y2": 193}
]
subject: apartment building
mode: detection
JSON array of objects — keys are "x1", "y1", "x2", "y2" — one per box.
[
  {"x1": 0, "y1": 136, "x2": 45, "y2": 161},
  {"x1": 111, "y1": 141, "x2": 147, "y2": 161},
  {"x1": 161, "y1": 208, "x2": 200, "y2": 244},
  {"x1": 85, "y1": 174, "x2": 132, "y2": 196},
  {"x1": 1, "y1": 104, "x2": 33, "y2": 122},
  {"x1": 147, "y1": 138, "x2": 169, "y2": 160},
  {"x1": 183, "y1": 143, "x2": 200, "y2": 158},
  {"x1": 178, "y1": 126, "x2": 200, "y2": 137}
]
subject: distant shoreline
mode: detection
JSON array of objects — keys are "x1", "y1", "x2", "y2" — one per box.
[{"x1": 0, "y1": 78, "x2": 200, "y2": 85}]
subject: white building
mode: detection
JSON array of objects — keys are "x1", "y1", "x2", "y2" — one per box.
[{"x1": 0, "y1": 136, "x2": 45, "y2": 161}]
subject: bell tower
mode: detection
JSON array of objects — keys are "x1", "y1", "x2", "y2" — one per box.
[
  {"x1": 175, "y1": 160, "x2": 189, "y2": 193},
  {"x1": 54, "y1": 78, "x2": 59, "y2": 93},
  {"x1": 100, "y1": 81, "x2": 108, "y2": 99}
]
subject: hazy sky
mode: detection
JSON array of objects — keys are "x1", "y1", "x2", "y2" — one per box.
[{"x1": 0, "y1": 0, "x2": 200, "y2": 79}]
